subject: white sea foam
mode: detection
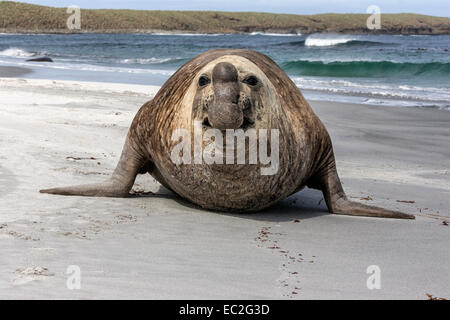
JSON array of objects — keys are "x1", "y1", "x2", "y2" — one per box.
[
  {"x1": 150, "y1": 32, "x2": 224, "y2": 36},
  {"x1": 292, "y1": 76, "x2": 450, "y2": 108},
  {"x1": 0, "y1": 47, "x2": 35, "y2": 57},
  {"x1": 250, "y1": 32, "x2": 301, "y2": 36},
  {"x1": 119, "y1": 57, "x2": 173, "y2": 64},
  {"x1": 304, "y1": 34, "x2": 356, "y2": 47},
  {"x1": 0, "y1": 58, "x2": 174, "y2": 76}
]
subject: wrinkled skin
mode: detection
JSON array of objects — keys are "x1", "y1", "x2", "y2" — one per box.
[{"x1": 41, "y1": 49, "x2": 414, "y2": 219}]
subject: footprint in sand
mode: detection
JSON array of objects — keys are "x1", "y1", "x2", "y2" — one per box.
[
  {"x1": 13, "y1": 266, "x2": 55, "y2": 285},
  {"x1": 255, "y1": 224, "x2": 315, "y2": 298}
]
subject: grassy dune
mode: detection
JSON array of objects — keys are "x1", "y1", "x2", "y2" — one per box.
[{"x1": 1, "y1": 1, "x2": 449, "y2": 34}]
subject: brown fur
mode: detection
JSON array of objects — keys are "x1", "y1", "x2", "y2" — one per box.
[{"x1": 41, "y1": 49, "x2": 415, "y2": 219}]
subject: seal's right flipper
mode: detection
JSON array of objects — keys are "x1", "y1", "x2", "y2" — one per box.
[
  {"x1": 308, "y1": 167, "x2": 415, "y2": 220},
  {"x1": 40, "y1": 141, "x2": 148, "y2": 198}
]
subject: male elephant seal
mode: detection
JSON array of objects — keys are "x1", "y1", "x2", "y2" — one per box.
[{"x1": 40, "y1": 49, "x2": 414, "y2": 219}]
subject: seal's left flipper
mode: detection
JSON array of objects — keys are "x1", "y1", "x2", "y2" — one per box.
[
  {"x1": 308, "y1": 167, "x2": 415, "y2": 220},
  {"x1": 40, "y1": 138, "x2": 149, "y2": 197}
]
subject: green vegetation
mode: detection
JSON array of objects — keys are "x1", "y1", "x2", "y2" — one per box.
[{"x1": 1, "y1": 1, "x2": 449, "y2": 34}]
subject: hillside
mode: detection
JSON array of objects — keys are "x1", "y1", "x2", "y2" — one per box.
[{"x1": 0, "y1": 1, "x2": 449, "y2": 34}]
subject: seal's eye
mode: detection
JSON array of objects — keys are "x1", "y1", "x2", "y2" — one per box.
[
  {"x1": 198, "y1": 75, "x2": 211, "y2": 87},
  {"x1": 243, "y1": 75, "x2": 259, "y2": 86}
]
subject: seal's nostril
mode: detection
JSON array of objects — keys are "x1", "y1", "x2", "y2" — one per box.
[{"x1": 202, "y1": 117, "x2": 211, "y2": 127}]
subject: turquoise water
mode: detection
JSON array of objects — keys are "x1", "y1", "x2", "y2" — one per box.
[{"x1": 0, "y1": 33, "x2": 449, "y2": 108}]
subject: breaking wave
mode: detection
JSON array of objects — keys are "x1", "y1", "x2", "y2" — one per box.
[
  {"x1": 0, "y1": 47, "x2": 36, "y2": 57},
  {"x1": 282, "y1": 60, "x2": 450, "y2": 78}
]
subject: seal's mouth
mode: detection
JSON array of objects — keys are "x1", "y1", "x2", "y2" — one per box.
[
  {"x1": 202, "y1": 116, "x2": 254, "y2": 130},
  {"x1": 241, "y1": 117, "x2": 255, "y2": 129}
]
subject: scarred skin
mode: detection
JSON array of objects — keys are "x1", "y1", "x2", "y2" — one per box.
[{"x1": 40, "y1": 49, "x2": 415, "y2": 219}]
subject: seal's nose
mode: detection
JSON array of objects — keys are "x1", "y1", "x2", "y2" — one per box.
[{"x1": 209, "y1": 62, "x2": 243, "y2": 130}]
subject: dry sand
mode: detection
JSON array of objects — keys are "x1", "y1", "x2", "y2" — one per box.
[{"x1": 0, "y1": 77, "x2": 449, "y2": 299}]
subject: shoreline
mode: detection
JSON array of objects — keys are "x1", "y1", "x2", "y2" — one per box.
[
  {"x1": 0, "y1": 77, "x2": 449, "y2": 299},
  {"x1": 0, "y1": 77, "x2": 160, "y2": 95},
  {"x1": 1, "y1": 73, "x2": 448, "y2": 111}
]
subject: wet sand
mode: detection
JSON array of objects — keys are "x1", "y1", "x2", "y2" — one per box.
[{"x1": 0, "y1": 66, "x2": 32, "y2": 77}]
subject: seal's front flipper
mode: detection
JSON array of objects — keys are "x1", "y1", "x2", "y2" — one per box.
[
  {"x1": 40, "y1": 141, "x2": 148, "y2": 198},
  {"x1": 308, "y1": 167, "x2": 415, "y2": 220}
]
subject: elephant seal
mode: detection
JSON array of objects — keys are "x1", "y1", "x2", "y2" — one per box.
[
  {"x1": 40, "y1": 49, "x2": 414, "y2": 219},
  {"x1": 26, "y1": 57, "x2": 53, "y2": 62}
]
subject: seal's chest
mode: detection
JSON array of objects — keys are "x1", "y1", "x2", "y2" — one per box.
[
  {"x1": 159, "y1": 124, "x2": 301, "y2": 210},
  {"x1": 162, "y1": 162, "x2": 296, "y2": 211}
]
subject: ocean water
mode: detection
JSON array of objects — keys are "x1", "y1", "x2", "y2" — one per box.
[{"x1": 0, "y1": 33, "x2": 449, "y2": 109}]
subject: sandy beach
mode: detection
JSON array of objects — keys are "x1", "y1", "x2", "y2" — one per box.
[{"x1": 0, "y1": 77, "x2": 449, "y2": 299}]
